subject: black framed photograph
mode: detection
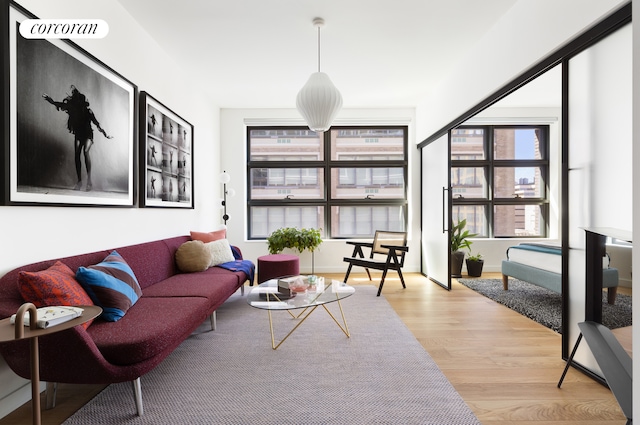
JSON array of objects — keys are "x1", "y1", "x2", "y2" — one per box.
[
  {"x1": 139, "y1": 92, "x2": 193, "y2": 208},
  {"x1": 2, "y1": 2, "x2": 136, "y2": 206}
]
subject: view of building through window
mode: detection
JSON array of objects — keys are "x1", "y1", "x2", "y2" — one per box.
[
  {"x1": 451, "y1": 126, "x2": 548, "y2": 237},
  {"x1": 248, "y1": 127, "x2": 408, "y2": 239}
]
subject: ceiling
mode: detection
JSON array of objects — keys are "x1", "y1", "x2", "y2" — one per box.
[{"x1": 118, "y1": 0, "x2": 520, "y2": 109}]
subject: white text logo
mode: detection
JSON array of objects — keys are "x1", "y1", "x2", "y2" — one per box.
[{"x1": 20, "y1": 19, "x2": 109, "y2": 39}]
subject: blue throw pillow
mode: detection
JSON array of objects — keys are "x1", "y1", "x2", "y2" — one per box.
[{"x1": 76, "y1": 250, "x2": 142, "y2": 321}]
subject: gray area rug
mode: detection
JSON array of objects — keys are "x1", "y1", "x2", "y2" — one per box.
[
  {"x1": 458, "y1": 278, "x2": 632, "y2": 333},
  {"x1": 63, "y1": 285, "x2": 480, "y2": 425}
]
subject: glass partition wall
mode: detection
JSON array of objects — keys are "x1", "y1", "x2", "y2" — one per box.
[
  {"x1": 421, "y1": 134, "x2": 451, "y2": 289},
  {"x1": 419, "y1": 4, "x2": 631, "y2": 382},
  {"x1": 565, "y1": 22, "x2": 632, "y2": 377}
]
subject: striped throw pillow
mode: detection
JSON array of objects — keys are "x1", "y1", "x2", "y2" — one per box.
[{"x1": 76, "y1": 251, "x2": 142, "y2": 322}]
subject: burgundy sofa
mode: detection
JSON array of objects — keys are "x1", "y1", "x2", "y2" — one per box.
[{"x1": 0, "y1": 235, "x2": 252, "y2": 415}]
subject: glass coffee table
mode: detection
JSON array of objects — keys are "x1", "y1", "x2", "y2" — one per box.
[{"x1": 247, "y1": 277, "x2": 355, "y2": 349}]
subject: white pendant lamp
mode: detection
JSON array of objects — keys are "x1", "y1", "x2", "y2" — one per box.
[{"x1": 296, "y1": 17, "x2": 343, "y2": 133}]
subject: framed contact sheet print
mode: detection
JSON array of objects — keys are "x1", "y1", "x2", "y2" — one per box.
[{"x1": 139, "y1": 91, "x2": 193, "y2": 208}]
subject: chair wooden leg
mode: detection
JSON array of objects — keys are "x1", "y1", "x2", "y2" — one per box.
[
  {"x1": 343, "y1": 264, "x2": 354, "y2": 283},
  {"x1": 377, "y1": 269, "x2": 389, "y2": 296},
  {"x1": 397, "y1": 268, "x2": 406, "y2": 289},
  {"x1": 364, "y1": 268, "x2": 372, "y2": 281}
]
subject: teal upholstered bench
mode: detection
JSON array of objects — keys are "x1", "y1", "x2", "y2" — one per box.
[{"x1": 501, "y1": 243, "x2": 619, "y2": 304}]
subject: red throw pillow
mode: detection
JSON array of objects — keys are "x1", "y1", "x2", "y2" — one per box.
[
  {"x1": 190, "y1": 229, "x2": 226, "y2": 243},
  {"x1": 18, "y1": 261, "x2": 95, "y2": 328}
]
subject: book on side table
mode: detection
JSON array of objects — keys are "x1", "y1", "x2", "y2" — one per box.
[{"x1": 10, "y1": 306, "x2": 84, "y2": 329}]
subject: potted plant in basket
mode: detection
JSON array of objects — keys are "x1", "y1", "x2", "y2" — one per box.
[
  {"x1": 266, "y1": 227, "x2": 323, "y2": 274},
  {"x1": 465, "y1": 252, "x2": 484, "y2": 277},
  {"x1": 450, "y1": 219, "x2": 477, "y2": 277}
]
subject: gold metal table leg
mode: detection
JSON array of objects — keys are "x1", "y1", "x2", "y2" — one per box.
[
  {"x1": 266, "y1": 296, "x2": 350, "y2": 349},
  {"x1": 322, "y1": 298, "x2": 350, "y2": 337}
]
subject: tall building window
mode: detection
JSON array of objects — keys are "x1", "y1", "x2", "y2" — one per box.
[
  {"x1": 248, "y1": 126, "x2": 408, "y2": 239},
  {"x1": 451, "y1": 125, "x2": 549, "y2": 238}
]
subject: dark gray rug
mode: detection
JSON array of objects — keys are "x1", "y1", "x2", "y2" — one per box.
[
  {"x1": 62, "y1": 285, "x2": 480, "y2": 425},
  {"x1": 458, "y1": 278, "x2": 632, "y2": 333}
]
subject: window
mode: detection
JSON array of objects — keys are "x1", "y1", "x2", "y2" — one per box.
[
  {"x1": 451, "y1": 125, "x2": 549, "y2": 237},
  {"x1": 248, "y1": 126, "x2": 408, "y2": 239}
]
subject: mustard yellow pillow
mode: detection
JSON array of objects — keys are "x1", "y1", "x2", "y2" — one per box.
[{"x1": 175, "y1": 241, "x2": 212, "y2": 272}]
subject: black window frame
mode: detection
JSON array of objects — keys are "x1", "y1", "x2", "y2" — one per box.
[
  {"x1": 247, "y1": 125, "x2": 409, "y2": 239},
  {"x1": 451, "y1": 124, "x2": 550, "y2": 238}
]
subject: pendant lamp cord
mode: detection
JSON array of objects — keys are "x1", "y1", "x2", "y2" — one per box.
[{"x1": 317, "y1": 25, "x2": 321, "y2": 72}]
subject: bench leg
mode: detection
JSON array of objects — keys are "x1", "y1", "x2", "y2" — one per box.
[
  {"x1": 132, "y1": 377, "x2": 143, "y2": 416},
  {"x1": 45, "y1": 382, "x2": 57, "y2": 409},
  {"x1": 607, "y1": 287, "x2": 618, "y2": 305},
  {"x1": 502, "y1": 274, "x2": 509, "y2": 290}
]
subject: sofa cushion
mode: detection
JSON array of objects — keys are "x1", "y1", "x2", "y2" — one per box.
[
  {"x1": 87, "y1": 296, "x2": 210, "y2": 365},
  {"x1": 190, "y1": 229, "x2": 226, "y2": 243},
  {"x1": 142, "y1": 268, "x2": 241, "y2": 299},
  {"x1": 76, "y1": 251, "x2": 142, "y2": 322},
  {"x1": 175, "y1": 240, "x2": 211, "y2": 272},
  {"x1": 18, "y1": 261, "x2": 95, "y2": 328},
  {"x1": 206, "y1": 239, "x2": 235, "y2": 266}
]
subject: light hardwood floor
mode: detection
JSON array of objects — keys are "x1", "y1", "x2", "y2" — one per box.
[{"x1": 0, "y1": 272, "x2": 630, "y2": 424}]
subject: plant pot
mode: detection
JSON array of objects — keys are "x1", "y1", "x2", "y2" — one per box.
[
  {"x1": 451, "y1": 251, "x2": 465, "y2": 277},
  {"x1": 465, "y1": 259, "x2": 484, "y2": 277}
]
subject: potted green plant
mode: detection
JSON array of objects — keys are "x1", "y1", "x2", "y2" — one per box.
[
  {"x1": 266, "y1": 227, "x2": 323, "y2": 274},
  {"x1": 465, "y1": 252, "x2": 484, "y2": 277},
  {"x1": 450, "y1": 219, "x2": 476, "y2": 277}
]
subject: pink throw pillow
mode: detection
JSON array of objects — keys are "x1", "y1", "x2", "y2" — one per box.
[{"x1": 190, "y1": 229, "x2": 226, "y2": 243}]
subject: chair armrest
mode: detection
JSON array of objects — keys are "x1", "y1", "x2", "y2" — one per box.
[
  {"x1": 346, "y1": 241, "x2": 374, "y2": 248},
  {"x1": 381, "y1": 244, "x2": 409, "y2": 252}
]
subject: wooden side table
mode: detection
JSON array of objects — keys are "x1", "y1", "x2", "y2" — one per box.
[{"x1": 0, "y1": 303, "x2": 102, "y2": 425}]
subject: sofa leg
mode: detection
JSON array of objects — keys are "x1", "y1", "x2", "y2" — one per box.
[
  {"x1": 210, "y1": 311, "x2": 217, "y2": 331},
  {"x1": 45, "y1": 382, "x2": 57, "y2": 409},
  {"x1": 502, "y1": 274, "x2": 509, "y2": 290},
  {"x1": 240, "y1": 284, "x2": 245, "y2": 296},
  {"x1": 132, "y1": 377, "x2": 143, "y2": 416}
]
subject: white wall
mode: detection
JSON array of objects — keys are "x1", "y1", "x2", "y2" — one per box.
[
  {"x1": 415, "y1": 0, "x2": 628, "y2": 142},
  {"x1": 219, "y1": 108, "x2": 421, "y2": 274},
  {"x1": 0, "y1": 0, "x2": 222, "y2": 416}
]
